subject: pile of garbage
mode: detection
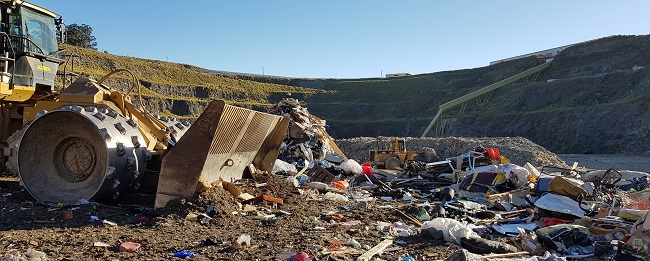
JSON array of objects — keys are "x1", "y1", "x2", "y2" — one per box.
[
  {"x1": 267, "y1": 97, "x2": 347, "y2": 166},
  {"x1": 263, "y1": 97, "x2": 650, "y2": 260},
  {"x1": 276, "y1": 145, "x2": 650, "y2": 260}
]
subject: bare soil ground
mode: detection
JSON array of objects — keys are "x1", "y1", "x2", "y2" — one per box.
[
  {"x1": 2, "y1": 137, "x2": 646, "y2": 260},
  {"x1": 0, "y1": 175, "x2": 452, "y2": 260}
]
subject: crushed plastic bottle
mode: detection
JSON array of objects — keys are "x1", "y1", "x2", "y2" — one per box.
[{"x1": 349, "y1": 238, "x2": 361, "y2": 248}]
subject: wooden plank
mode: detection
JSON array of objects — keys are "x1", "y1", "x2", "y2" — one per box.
[
  {"x1": 395, "y1": 209, "x2": 423, "y2": 226},
  {"x1": 356, "y1": 239, "x2": 393, "y2": 261},
  {"x1": 321, "y1": 249, "x2": 366, "y2": 255}
]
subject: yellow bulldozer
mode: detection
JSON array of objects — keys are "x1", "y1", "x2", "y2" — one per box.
[
  {"x1": 369, "y1": 137, "x2": 419, "y2": 169},
  {"x1": 0, "y1": 1, "x2": 290, "y2": 208}
]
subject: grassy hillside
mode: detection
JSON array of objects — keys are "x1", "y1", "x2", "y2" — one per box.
[
  {"x1": 60, "y1": 35, "x2": 650, "y2": 154},
  {"x1": 58, "y1": 44, "x2": 321, "y2": 115}
]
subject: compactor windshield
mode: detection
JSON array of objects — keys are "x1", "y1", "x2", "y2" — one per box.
[{"x1": 8, "y1": 5, "x2": 58, "y2": 55}]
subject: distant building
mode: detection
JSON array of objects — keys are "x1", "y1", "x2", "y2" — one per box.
[{"x1": 386, "y1": 72, "x2": 411, "y2": 78}]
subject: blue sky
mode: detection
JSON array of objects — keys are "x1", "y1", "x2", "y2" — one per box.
[{"x1": 30, "y1": 1, "x2": 650, "y2": 78}]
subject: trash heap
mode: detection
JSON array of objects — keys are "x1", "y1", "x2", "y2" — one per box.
[
  {"x1": 267, "y1": 143, "x2": 650, "y2": 260},
  {"x1": 267, "y1": 97, "x2": 347, "y2": 165},
  {"x1": 262, "y1": 98, "x2": 650, "y2": 260}
]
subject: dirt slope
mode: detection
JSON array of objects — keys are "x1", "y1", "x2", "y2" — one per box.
[
  {"x1": 299, "y1": 35, "x2": 650, "y2": 155},
  {"x1": 62, "y1": 35, "x2": 650, "y2": 155}
]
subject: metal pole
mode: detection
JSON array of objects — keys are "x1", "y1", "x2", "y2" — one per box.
[{"x1": 421, "y1": 109, "x2": 443, "y2": 138}]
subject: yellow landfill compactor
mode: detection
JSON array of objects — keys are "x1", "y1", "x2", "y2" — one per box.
[{"x1": 0, "y1": 1, "x2": 289, "y2": 208}]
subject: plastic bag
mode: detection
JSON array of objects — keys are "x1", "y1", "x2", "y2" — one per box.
[
  {"x1": 323, "y1": 192, "x2": 348, "y2": 201},
  {"x1": 285, "y1": 176, "x2": 299, "y2": 187},
  {"x1": 340, "y1": 159, "x2": 362, "y2": 175},
  {"x1": 502, "y1": 163, "x2": 531, "y2": 187},
  {"x1": 272, "y1": 159, "x2": 297, "y2": 175},
  {"x1": 420, "y1": 218, "x2": 479, "y2": 244}
]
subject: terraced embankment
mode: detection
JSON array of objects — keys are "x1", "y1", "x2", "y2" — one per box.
[
  {"x1": 296, "y1": 35, "x2": 650, "y2": 155},
  {"x1": 59, "y1": 44, "x2": 320, "y2": 117},
  {"x1": 62, "y1": 35, "x2": 650, "y2": 155}
]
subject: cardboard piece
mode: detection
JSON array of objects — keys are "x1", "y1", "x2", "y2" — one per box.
[
  {"x1": 221, "y1": 180, "x2": 241, "y2": 198},
  {"x1": 237, "y1": 193, "x2": 255, "y2": 201},
  {"x1": 243, "y1": 204, "x2": 257, "y2": 212},
  {"x1": 243, "y1": 195, "x2": 284, "y2": 205}
]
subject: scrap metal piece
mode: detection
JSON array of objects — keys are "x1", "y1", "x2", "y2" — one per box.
[{"x1": 155, "y1": 100, "x2": 289, "y2": 208}]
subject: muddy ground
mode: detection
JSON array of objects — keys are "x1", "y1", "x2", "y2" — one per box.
[{"x1": 0, "y1": 174, "x2": 452, "y2": 261}]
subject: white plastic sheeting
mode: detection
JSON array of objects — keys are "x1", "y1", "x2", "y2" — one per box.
[
  {"x1": 503, "y1": 164, "x2": 532, "y2": 187},
  {"x1": 493, "y1": 223, "x2": 538, "y2": 236},
  {"x1": 420, "y1": 218, "x2": 480, "y2": 244},
  {"x1": 534, "y1": 193, "x2": 588, "y2": 218},
  {"x1": 272, "y1": 159, "x2": 297, "y2": 175},
  {"x1": 443, "y1": 249, "x2": 566, "y2": 261}
]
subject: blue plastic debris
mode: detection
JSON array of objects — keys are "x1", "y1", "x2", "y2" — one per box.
[{"x1": 173, "y1": 250, "x2": 197, "y2": 258}]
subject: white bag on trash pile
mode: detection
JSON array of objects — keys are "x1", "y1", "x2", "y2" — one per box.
[
  {"x1": 534, "y1": 193, "x2": 588, "y2": 218},
  {"x1": 285, "y1": 176, "x2": 299, "y2": 187},
  {"x1": 503, "y1": 164, "x2": 531, "y2": 187},
  {"x1": 420, "y1": 218, "x2": 479, "y2": 244},
  {"x1": 323, "y1": 192, "x2": 348, "y2": 201},
  {"x1": 340, "y1": 159, "x2": 362, "y2": 175},
  {"x1": 272, "y1": 159, "x2": 297, "y2": 175}
]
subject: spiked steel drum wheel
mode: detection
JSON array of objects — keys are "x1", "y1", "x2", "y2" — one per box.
[{"x1": 15, "y1": 106, "x2": 148, "y2": 204}]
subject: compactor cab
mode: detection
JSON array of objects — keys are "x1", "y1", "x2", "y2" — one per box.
[
  {"x1": 0, "y1": 0, "x2": 64, "y2": 142},
  {"x1": 369, "y1": 137, "x2": 419, "y2": 170},
  {"x1": 0, "y1": 0, "x2": 64, "y2": 97}
]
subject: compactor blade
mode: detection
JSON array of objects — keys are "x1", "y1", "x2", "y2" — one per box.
[{"x1": 154, "y1": 100, "x2": 289, "y2": 208}]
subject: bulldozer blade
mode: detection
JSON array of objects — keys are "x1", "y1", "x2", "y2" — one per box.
[{"x1": 154, "y1": 100, "x2": 289, "y2": 208}]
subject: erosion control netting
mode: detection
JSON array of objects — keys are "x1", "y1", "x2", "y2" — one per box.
[{"x1": 336, "y1": 136, "x2": 568, "y2": 168}]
